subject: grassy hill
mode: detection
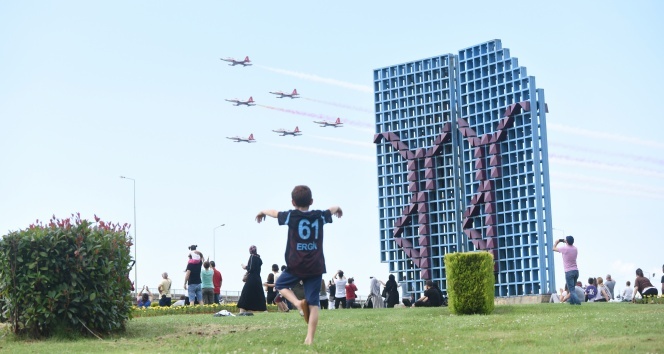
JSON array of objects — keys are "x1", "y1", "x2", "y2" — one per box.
[{"x1": 2, "y1": 303, "x2": 663, "y2": 353}]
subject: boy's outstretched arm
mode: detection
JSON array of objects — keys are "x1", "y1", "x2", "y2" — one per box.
[
  {"x1": 256, "y1": 209, "x2": 278, "y2": 223},
  {"x1": 328, "y1": 206, "x2": 343, "y2": 218}
]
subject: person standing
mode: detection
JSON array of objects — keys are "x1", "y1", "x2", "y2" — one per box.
[
  {"x1": 369, "y1": 276, "x2": 385, "y2": 309},
  {"x1": 211, "y1": 261, "x2": 223, "y2": 304},
  {"x1": 158, "y1": 272, "x2": 172, "y2": 307},
  {"x1": 384, "y1": 274, "x2": 400, "y2": 308},
  {"x1": 201, "y1": 261, "x2": 215, "y2": 305},
  {"x1": 328, "y1": 280, "x2": 336, "y2": 309},
  {"x1": 237, "y1": 245, "x2": 267, "y2": 314},
  {"x1": 256, "y1": 184, "x2": 343, "y2": 345},
  {"x1": 184, "y1": 252, "x2": 203, "y2": 305},
  {"x1": 334, "y1": 271, "x2": 348, "y2": 309},
  {"x1": 264, "y1": 264, "x2": 280, "y2": 306},
  {"x1": 661, "y1": 264, "x2": 664, "y2": 296},
  {"x1": 553, "y1": 235, "x2": 581, "y2": 305},
  {"x1": 319, "y1": 279, "x2": 329, "y2": 310},
  {"x1": 345, "y1": 278, "x2": 358, "y2": 309},
  {"x1": 605, "y1": 274, "x2": 616, "y2": 300}
]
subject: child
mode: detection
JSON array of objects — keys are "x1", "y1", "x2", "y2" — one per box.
[
  {"x1": 256, "y1": 185, "x2": 342, "y2": 345},
  {"x1": 188, "y1": 245, "x2": 203, "y2": 264}
]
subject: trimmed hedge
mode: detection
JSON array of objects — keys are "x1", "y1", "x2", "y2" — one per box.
[
  {"x1": 445, "y1": 251, "x2": 494, "y2": 315},
  {"x1": 0, "y1": 214, "x2": 134, "y2": 337}
]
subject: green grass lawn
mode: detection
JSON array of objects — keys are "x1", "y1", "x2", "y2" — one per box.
[{"x1": 2, "y1": 303, "x2": 663, "y2": 353}]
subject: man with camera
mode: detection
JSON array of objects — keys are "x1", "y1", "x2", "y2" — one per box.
[{"x1": 553, "y1": 236, "x2": 581, "y2": 305}]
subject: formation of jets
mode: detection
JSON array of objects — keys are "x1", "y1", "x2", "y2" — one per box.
[
  {"x1": 223, "y1": 56, "x2": 344, "y2": 143},
  {"x1": 313, "y1": 117, "x2": 343, "y2": 128},
  {"x1": 272, "y1": 126, "x2": 302, "y2": 136},
  {"x1": 226, "y1": 134, "x2": 256, "y2": 143},
  {"x1": 225, "y1": 96, "x2": 256, "y2": 106},
  {"x1": 220, "y1": 56, "x2": 252, "y2": 66},
  {"x1": 269, "y1": 89, "x2": 300, "y2": 99}
]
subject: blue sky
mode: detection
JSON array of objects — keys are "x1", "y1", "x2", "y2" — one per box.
[{"x1": 1, "y1": 1, "x2": 663, "y2": 297}]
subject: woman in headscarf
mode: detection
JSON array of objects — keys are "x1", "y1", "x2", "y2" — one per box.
[
  {"x1": 384, "y1": 274, "x2": 400, "y2": 308},
  {"x1": 369, "y1": 276, "x2": 385, "y2": 309},
  {"x1": 237, "y1": 245, "x2": 267, "y2": 315}
]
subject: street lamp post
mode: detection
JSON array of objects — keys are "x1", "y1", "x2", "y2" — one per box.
[
  {"x1": 213, "y1": 224, "x2": 225, "y2": 261},
  {"x1": 120, "y1": 176, "x2": 137, "y2": 291}
]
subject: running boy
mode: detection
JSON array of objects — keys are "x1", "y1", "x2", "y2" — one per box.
[{"x1": 256, "y1": 185, "x2": 342, "y2": 345}]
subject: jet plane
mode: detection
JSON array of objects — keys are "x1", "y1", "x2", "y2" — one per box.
[
  {"x1": 269, "y1": 89, "x2": 300, "y2": 99},
  {"x1": 272, "y1": 126, "x2": 302, "y2": 136},
  {"x1": 313, "y1": 117, "x2": 343, "y2": 128},
  {"x1": 220, "y1": 56, "x2": 252, "y2": 66},
  {"x1": 225, "y1": 96, "x2": 256, "y2": 106},
  {"x1": 226, "y1": 134, "x2": 256, "y2": 143}
]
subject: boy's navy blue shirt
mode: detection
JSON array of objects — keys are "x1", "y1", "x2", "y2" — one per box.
[{"x1": 277, "y1": 209, "x2": 332, "y2": 278}]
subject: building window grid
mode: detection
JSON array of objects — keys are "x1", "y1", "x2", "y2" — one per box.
[{"x1": 375, "y1": 41, "x2": 549, "y2": 297}]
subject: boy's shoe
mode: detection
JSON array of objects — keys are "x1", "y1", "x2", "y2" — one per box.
[{"x1": 301, "y1": 300, "x2": 310, "y2": 324}]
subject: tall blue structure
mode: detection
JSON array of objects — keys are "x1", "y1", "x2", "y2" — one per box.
[{"x1": 373, "y1": 40, "x2": 554, "y2": 297}]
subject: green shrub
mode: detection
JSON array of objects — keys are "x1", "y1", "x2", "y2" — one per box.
[
  {"x1": 0, "y1": 214, "x2": 134, "y2": 337},
  {"x1": 445, "y1": 251, "x2": 494, "y2": 315}
]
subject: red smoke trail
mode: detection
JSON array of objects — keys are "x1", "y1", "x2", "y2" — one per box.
[
  {"x1": 258, "y1": 105, "x2": 373, "y2": 128},
  {"x1": 302, "y1": 97, "x2": 373, "y2": 114}
]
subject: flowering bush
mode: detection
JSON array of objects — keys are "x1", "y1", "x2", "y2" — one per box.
[
  {"x1": 0, "y1": 214, "x2": 134, "y2": 337},
  {"x1": 131, "y1": 303, "x2": 279, "y2": 317}
]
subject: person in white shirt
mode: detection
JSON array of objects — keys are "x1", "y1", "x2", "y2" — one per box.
[
  {"x1": 172, "y1": 295, "x2": 186, "y2": 307},
  {"x1": 334, "y1": 270, "x2": 347, "y2": 309},
  {"x1": 621, "y1": 281, "x2": 634, "y2": 302}
]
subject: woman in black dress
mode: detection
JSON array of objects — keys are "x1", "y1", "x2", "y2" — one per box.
[
  {"x1": 237, "y1": 245, "x2": 267, "y2": 314},
  {"x1": 384, "y1": 274, "x2": 400, "y2": 308}
]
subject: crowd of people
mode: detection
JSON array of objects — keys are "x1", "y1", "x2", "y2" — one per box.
[
  {"x1": 136, "y1": 186, "x2": 663, "y2": 345},
  {"x1": 553, "y1": 235, "x2": 661, "y2": 304}
]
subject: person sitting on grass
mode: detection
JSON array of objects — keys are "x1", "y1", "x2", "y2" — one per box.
[{"x1": 412, "y1": 280, "x2": 443, "y2": 307}]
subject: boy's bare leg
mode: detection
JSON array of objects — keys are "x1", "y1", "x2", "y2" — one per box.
[
  {"x1": 305, "y1": 306, "x2": 319, "y2": 345},
  {"x1": 278, "y1": 288, "x2": 318, "y2": 345}
]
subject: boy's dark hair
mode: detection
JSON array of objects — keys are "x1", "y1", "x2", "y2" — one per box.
[
  {"x1": 426, "y1": 280, "x2": 434, "y2": 287},
  {"x1": 142, "y1": 293, "x2": 149, "y2": 301},
  {"x1": 338, "y1": 270, "x2": 344, "y2": 278},
  {"x1": 210, "y1": 261, "x2": 216, "y2": 267},
  {"x1": 348, "y1": 277, "x2": 354, "y2": 283},
  {"x1": 272, "y1": 264, "x2": 279, "y2": 272},
  {"x1": 292, "y1": 185, "x2": 313, "y2": 207},
  {"x1": 204, "y1": 261, "x2": 210, "y2": 269},
  {"x1": 587, "y1": 277, "x2": 594, "y2": 285}
]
